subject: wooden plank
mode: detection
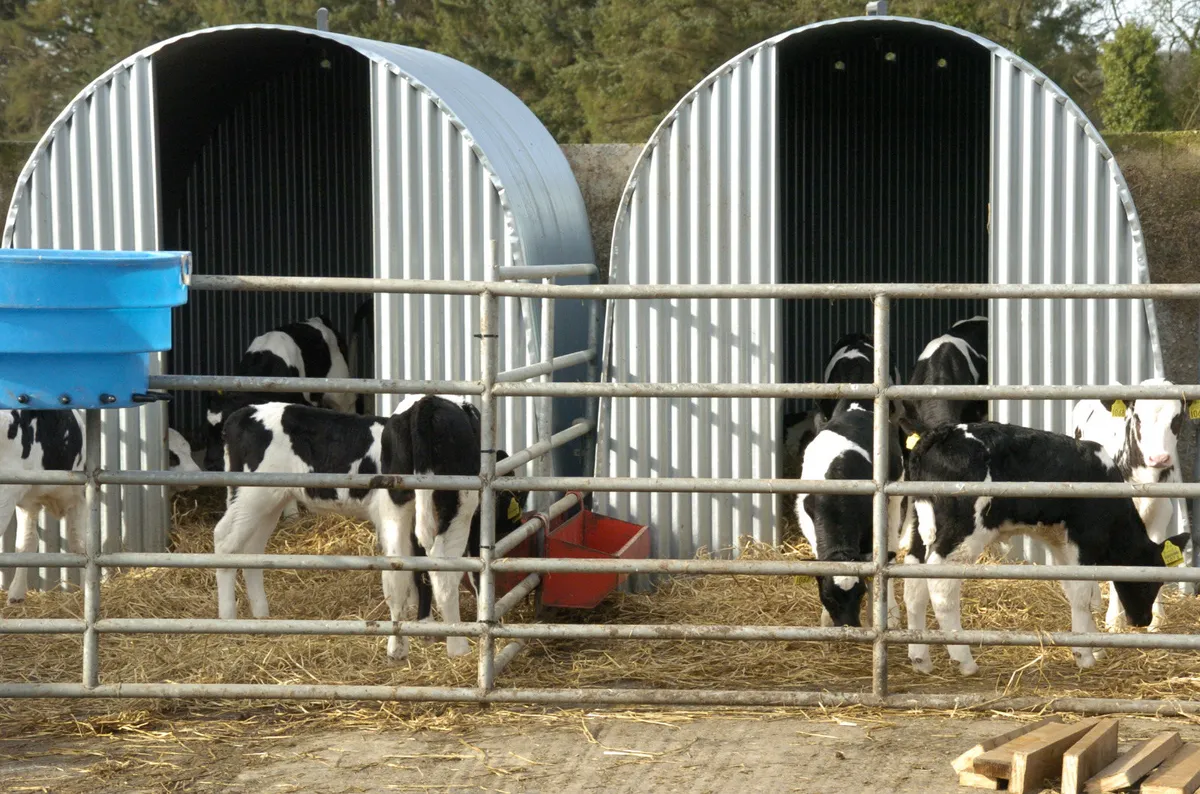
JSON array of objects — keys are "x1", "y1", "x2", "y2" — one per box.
[
  {"x1": 1085, "y1": 732, "x2": 1184, "y2": 793},
  {"x1": 958, "y1": 770, "x2": 1004, "y2": 789},
  {"x1": 1062, "y1": 719, "x2": 1120, "y2": 794},
  {"x1": 1010, "y1": 718, "x2": 1101, "y2": 794},
  {"x1": 1141, "y1": 744, "x2": 1200, "y2": 794},
  {"x1": 952, "y1": 717, "x2": 1062, "y2": 773},
  {"x1": 975, "y1": 719, "x2": 1096, "y2": 781}
]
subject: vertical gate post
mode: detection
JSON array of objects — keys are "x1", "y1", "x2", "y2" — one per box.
[
  {"x1": 82, "y1": 409, "x2": 103, "y2": 688},
  {"x1": 477, "y1": 241, "x2": 501, "y2": 691},
  {"x1": 536, "y1": 275, "x2": 556, "y2": 511},
  {"x1": 871, "y1": 294, "x2": 891, "y2": 699}
]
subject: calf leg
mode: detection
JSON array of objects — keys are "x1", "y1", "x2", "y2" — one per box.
[
  {"x1": 1149, "y1": 591, "x2": 1167, "y2": 633},
  {"x1": 378, "y1": 501, "x2": 416, "y2": 661},
  {"x1": 1105, "y1": 581, "x2": 1128, "y2": 632},
  {"x1": 423, "y1": 489, "x2": 480, "y2": 658},
  {"x1": 926, "y1": 553, "x2": 977, "y2": 676},
  {"x1": 6, "y1": 501, "x2": 34, "y2": 605},
  {"x1": 904, "y1": 556, "x2": 933, "y2": 674},
  {"x1": 241, "y1": 519, "x2": 285, "y2": 619},
  {"x1": 1063, "y1": 578, "x2": 1102, "y2": 668},
  {"x1": 213, "y1": 489, "x2": 288, "y2": 619}
]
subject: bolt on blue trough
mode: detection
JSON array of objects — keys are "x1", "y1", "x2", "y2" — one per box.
[{"x1": 0, "y1": 250, "x2": 190, "y2": 410}]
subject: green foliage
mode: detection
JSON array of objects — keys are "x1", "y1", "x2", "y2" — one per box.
[
  {"x1": 902, "y1": 0, "x2": 1103, "y2": 113},
  {"x1": 564, "y1": 0, "x2": 866, "y2": 141},
  {"x1": 0, "y1": 0, "x2": 1168, "y2": 176},
  {"x1": 1098, "y1": 22, "x2": 1171, "y2": 133}
]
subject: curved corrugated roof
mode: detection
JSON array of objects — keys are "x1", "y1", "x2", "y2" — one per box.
[
  {"x1": 612, "y1": 14, "x2": 1142, "y2": 282},
  {"x1": 4, "y1": 23, "x2": 593, "y2": 269}
]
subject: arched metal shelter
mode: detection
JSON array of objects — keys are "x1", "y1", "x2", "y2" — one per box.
[
  {"x1": 2, "y1": 24, "x2": 595, "y2": 579},
  {"x1": 596, "y1": 15, "x2": 1164, "y2": 563}
]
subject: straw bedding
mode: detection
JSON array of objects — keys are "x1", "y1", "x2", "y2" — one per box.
[{"x1": 3, "y1": 488, "x2": 1200, "y2": 747}]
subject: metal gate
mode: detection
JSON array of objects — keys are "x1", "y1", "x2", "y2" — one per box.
[{"x1": 3, "y1": 255, "x2": 1200, "y2": 716}]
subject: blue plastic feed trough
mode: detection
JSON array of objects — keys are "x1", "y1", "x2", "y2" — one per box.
[{"x1": 0, "y1": 250, "x2": 190, "y2": 410}]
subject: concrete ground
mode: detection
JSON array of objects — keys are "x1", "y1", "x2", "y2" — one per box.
[{"x1": 4, "y1": 710, "x2": 1199, "y2": 793}]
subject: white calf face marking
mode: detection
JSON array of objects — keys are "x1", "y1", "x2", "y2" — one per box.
[
  {"x1": 1130, "y1": 394, "x2": 1182, "y2": 469},
  {"x1": 207, "y1": 410, "x2": 223, "y2": 428},
  {"x1": 833, "y1": 575, "x2": 858, "y2": 591}
]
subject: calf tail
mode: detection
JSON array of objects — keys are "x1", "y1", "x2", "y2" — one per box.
[{"x1": 414, "y1": 488, "x2": 438, "y2": 552}]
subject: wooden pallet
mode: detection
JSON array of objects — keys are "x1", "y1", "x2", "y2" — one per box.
[{"x1": 955, "y1": 720, "x2": 1200, "y2": 794}]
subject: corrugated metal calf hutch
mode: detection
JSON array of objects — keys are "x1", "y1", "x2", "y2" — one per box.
[
  {"x1": 1, "y1": 23, "x2": 595, "y2": 583},
  {"x1": 596, "y1": 15, "x2": 1168, "y2": 564}
]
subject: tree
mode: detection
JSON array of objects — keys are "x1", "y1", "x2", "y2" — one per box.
[
  {"x1": 565, "y1": 0, "x2": 868, "y2": 142},
  {"x1": 1098, "y1": 22, "x2": 1171, "y2": 131},
  {"x1": 903, "y1": 0, "x2": 1105, "y2": 112}
]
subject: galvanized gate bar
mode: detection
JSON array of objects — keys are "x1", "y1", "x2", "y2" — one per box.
[
  {"x1": 149, "y1": 373, "x2": 1200, "y2": 401},
  {"x1": 494, "y1": 491, "x2": 582, "y2": 558},
  {"x1": 150, "y1": 374, "x2": 484, "y2": 396},
  {"x1": 96, "y1": 618, "x2": 482, "y2": 637},
  {"x1": 1, "y1": 682, "x2": 1199, "y2": 717},
  {"x1": 187, "y1": 272, "x2": 1200, "y2": 300},
  {"x1": 496, "y1": 264, "x2": 599, "y2": 280},
  {"x1": 97, "y1": 552, "x2": 484, "y2": 572},
  {"x1": 495, "y1": 349, "x2": 595, "y2": 383},
  {"x1": 10, "y1": 276, "x2": 1200, "y2": 714},
  {"x1": 494, "y1": 421, "x2": 593, "y2": 477}
]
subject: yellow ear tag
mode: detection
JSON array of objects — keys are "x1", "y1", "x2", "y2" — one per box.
[
  {"x1": 1163, "y1": 539, "x2": 1184, "y2": 567},
  {"x1": 507, "y1": 497, "x2": 520, "y2": 522},
  {"x1": 905, "y1": 432, "x2": 921, "y2": 450},
  {"x1": 1189, "y1": 401, "x2": 1200, "y2": 420},
  {"x1": 1110, "y1": 399, "x2": 1127, "y2": 418},
  {"x1": 216, "y1": 389, "x2": 224, "y2": 396}
]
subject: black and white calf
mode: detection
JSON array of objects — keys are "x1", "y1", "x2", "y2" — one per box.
[
  {"x1": 784, "y1": 333, "x2": 901, "y2": 464},
  {"x1": 1, "y1": 410, "x2": 85, "y2": 605},
  {"x1": 814, "y1": 332, "x2": 902, "y2": 424},
  {"x1": 2, "y1": 417, "x2": 214, "y2": 605},
  {"x1": 896, "y1": 316, "x2": 988, "y2": 438},
  {"x1": 795, "y1": 337, "x2": 904, "y2": 627},
  {"x1": 213, "y1": 395, "x2": 524, "y2": 659},
  {"x1": 902, "y1": 422, "x2": 1187, "y2": 675},
  {"x1": 412, "y1": 448, "x2": 528, "y2": 622},
  {"x1": 1072, "y1": 378, "x2": 1192, "y2": 630},
  {"x1": 167, "y1": 427, "x2": 201, "y2": 495},
  {"x1": 203, "y1": 316, "x2": 359, "y2": 471}
]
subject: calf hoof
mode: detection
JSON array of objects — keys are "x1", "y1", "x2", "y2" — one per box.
[
  {"x1": 910, "y1": 655, "x2": 934, "y2": 675},
  {"x1": 1072, "y1": 650, "x2": 1097, "y2": 669},
  {"x1": 445, "y1": 637, "x2": 471, "y2": 658},
  {"x1": 957, "y1": 659, "x2": 979, "y2": 677},
  {"x1": 387, "y1": 636, "x2": 410, "y2": 661}
]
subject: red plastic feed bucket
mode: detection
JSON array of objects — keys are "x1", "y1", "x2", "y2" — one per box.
[{"x1": 540, "y1": 510, "x2": 651, "y2": 609}]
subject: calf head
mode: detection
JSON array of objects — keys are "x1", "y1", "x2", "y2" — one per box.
[
  {"x1": 1102, "y1": 378, "x2": 1184, "y2": 470},
  {"x1": 819, "y1": 549, "x2": 896, "y2": 628},
  {"x1": 1112, "y1": 530, "x2": 1191, "y2": 627}
]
